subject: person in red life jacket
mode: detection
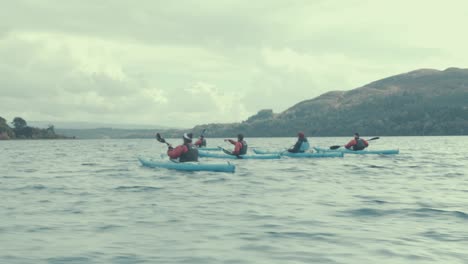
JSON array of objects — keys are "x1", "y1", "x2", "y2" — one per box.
[
  {"x1": 287, "y1": 132, "x2": 310, "y2": 153},
  {"x1": 167, "y1": 132, "x2": 199, "y2": 162},
  {"x1": 194, "y1": 135, "x2": 206, "y2": 147},
  {"x1": 224, "y1": 133, "x2": 248, "y2": 155},
  {"x1": 345, "y1": 132, "x2": 369, "y2": 151}
]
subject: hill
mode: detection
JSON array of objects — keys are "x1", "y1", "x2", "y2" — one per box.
[{"x1": 193, "y1": 67, "x2": 468, "y2": 137}]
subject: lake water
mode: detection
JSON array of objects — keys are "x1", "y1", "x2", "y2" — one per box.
[{"x1": 1, "y1": 136, "x2": 467, "y2": 264}]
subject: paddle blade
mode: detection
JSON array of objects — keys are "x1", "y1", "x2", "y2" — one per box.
[
  {"x1": 219, "y1": 147, "x2": 242, "y2": 158},
  {"x1": 201, "y1": 129, "x2": 206, "y2": 137},
  {"x1": 368, "y1": 136, "x2": 380, "y2": 141},
  {"x1": 330, "y1": 145, "x2": 341, "y2": 150},
  {"x1": 155, "y1": 133, "x2": 166, "y2": 143},
  {"x1": 221, "y1": 148, "x2": 233, "y2": 155}
]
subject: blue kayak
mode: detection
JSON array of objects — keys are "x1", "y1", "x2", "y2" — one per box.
[
  {"x1": 313, "y1": 147, "x2": 399, "y2": 155},
  {"x1": 252, "y1": 149, "x2": 285, "y2": 154},
  {"x1": 198, "y1": 150, "x2": 281, "y2": 159},
  {"x1": 138, "y1": 157, "x2": 235, "y2": 173},
  {"x1": 252, "y1": 148, "x2": 343, "y2": 158},
  {"x1": 196, "y1": 147, "x2": 221, "y2": 151}
]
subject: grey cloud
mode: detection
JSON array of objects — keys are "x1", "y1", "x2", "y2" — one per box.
[{"x1": 3, "y1": 1, "x2": 274, "y2": 47}]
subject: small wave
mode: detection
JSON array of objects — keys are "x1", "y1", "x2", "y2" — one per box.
[
  {"x1": 11, "y1": 184, "x2": 48, "y2": 191},
  {"x1": 239, "y1": 244, "x2": 276, "y2": 251},
  {"x1": 114, "y1": 186, "x2": 164, "y2": 192},
  {"x1": 342, "y1": 208, "x2": 396, "y2": 217},
  {"x1": 110, "y1": 254, "x2": 146, "y2": 263},
  {"x1": 47, "y1": 256, "x2": 92, "y2": 264},
  {"x1": 343, "y1": 207, "x2": 468, "y2": 220},
  {"x1": 202, "y1": 177, "x2": 227, "y2": 184},
  {"x1": 81, "y1": 163, "x2": 98, "y2": 166},
  {"x1": 265, "y1": 231, "x2": 336, "y2": 241},
  {"x1": 228, "y1": 232, "x2": 261, "y2": 241},
  {"x1": 411, "y1": 208, "x2": 468, "y2": 220},
  {"x1": 259, "y1": 224, "x2": 283, "y2": 229},
  {"x1": 444, "y1": 172, "x2": 465, "y2": 177},
  {"x1": 376, "y1": 249, "x2": 434, "y2": 261},
  {"x1": 63, "y1": 209, "x2": 84, "y2": 214},
  {"x1": 405, "y1": 165, "x2": 422, "y2": 168},
  {"x1": 368, "y1": 165, "x2": 388, "y2": 169},
  {"x1": 420, "y1": 230, "x2": 468, "y2": 242},
  {"x1": 370, "y1": 199, "x2": 387, "y2": 204},
  {"x1": 27, "y1": 226, "x2": 57, "y2": 233},
  {"x1": 95, "y1": 224, "x2": 123, "y2": 232},
  {"x1": 353, "y1": 195, "x2": 389, "y2": 204},
  {"x1": 1, "y1": 175, "x2": 18, "y2": 179}
]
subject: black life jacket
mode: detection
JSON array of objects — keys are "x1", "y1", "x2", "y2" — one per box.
[
  {"x1": 179, "y1": 143, "x2": 199, "y2": 162},
  {"x1": 353, "y1": 138, "x2": 366, "y2": 151},
  {"x1": 200, "y1": 139, "x2": 206, "y2": 147},
  {"x1": 239, "y1": 140, "x2": 248, "y2": 155}
]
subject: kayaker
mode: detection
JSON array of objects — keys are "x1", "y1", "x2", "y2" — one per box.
[
  {"x1": 194, "y1": 135, "x2": 207, "y2": 147},
  {"x1": 167, "y1": 132, "x2": 199, "y2": 162},
  {"x1": 345, "y1": 133, "x2": 369, "y2": 151},
  {"x1": 224, "y1": 133, "x2": 248, "y2": 155},
  {"x1": 287, "y1": 131, "x2": 310, "y2": 153}
]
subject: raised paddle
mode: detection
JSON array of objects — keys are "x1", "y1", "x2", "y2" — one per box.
[
  {"x1": 329, "y1": 136, "x2": 380, "y2": 150},
  {"x1": 155, "y1": 133, "x2": 172, "y2": 147},
  {"x1": 200, "y1": 128, "x2": 206, "y2": 137},
  {"x1": 155, "y1": 133, "x2": 175, "y2": 161}
]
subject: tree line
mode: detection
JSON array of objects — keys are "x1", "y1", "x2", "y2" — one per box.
[{"x1": 0, "y1": 116, "x2": 68, "y2": 140}]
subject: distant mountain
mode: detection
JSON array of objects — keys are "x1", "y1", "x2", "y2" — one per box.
[
  {"x1": 33, "y1": 121, "x2": 178, "y2": 139},
  {"x1": 193, "y1": 67, "x2": 468, "y2": 137},
  {"x1": 55, "y1": 128, "x2": 185, "y2": 139},
  {"x1": 29, "y1": 121, "x2": 172, "y2": 130}
]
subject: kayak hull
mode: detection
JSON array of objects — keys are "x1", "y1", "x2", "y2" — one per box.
[
  {"x1": 196, "y1": 147, "x2": 221, "y2": 151},
  {"x1": 313, "y1": 147, "x2": 399, "y2": 155},
  {"x1": 198, "y1": 151, "x2": 281, "y2": 159},
  {"x1": 281, "y1": 152, "x2": 344, "y2": 158},
  {"x1": 252, "y1": 149, "x2": 283, "y2": 155},
  {"x1": 138, "y1": 157, "x2": 235, "y2": 173},
  {"x1": 252, "y1": 149, "x2": 343, "y2": 158}
]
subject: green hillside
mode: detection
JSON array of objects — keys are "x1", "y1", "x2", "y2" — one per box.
[{"x1": 194, "y1": 67, "x2": 468, "y2": 137}]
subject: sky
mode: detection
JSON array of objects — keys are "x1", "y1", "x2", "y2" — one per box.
[{"x1": 1, "y1": 0, "x2": 468, "y2": 128}]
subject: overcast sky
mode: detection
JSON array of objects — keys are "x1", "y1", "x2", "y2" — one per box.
[{"x1": 1, "y1": 1, "x2": 467, "y2": 128}]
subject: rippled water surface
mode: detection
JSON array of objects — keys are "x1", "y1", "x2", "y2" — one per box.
[{"x1": 1, "y1": 136, "x2": 468, "y2": 263}]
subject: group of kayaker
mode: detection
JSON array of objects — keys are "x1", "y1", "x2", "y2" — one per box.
[
  {"x1": 165, "y1": 131, "x2": 369, "y2": 162},
  {"x1": 166, "y1": 133, "x2": 246, "y2": 162}
]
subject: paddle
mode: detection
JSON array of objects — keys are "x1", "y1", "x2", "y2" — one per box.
[
  {"x1": 218, "y1": 146, "x2": 243, "y2": 159},
  {"x1": 329, "y1": 137, "x2": 380, "y2": 150},
  {"x1": 276, "y1": 145, "x2": 294, "y2": 155},
  {"x1": 155, "y1": 133, "x2": 172, "y2": 147}
]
